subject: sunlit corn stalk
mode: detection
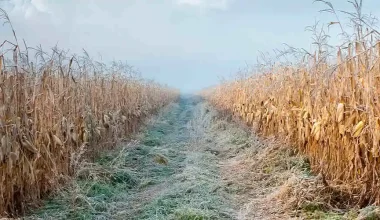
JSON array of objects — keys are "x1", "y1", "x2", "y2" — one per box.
[
  {"x1": 203, "y1": 41, "x2": 380, "y2": 207},
  {"x1": 0, "y1": 47, "x2": 179, "y2": 216}
]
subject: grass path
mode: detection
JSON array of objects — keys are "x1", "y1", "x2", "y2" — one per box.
[
  {"x1": 26, "y1": 96, "x2": 250, "y2": 219},
  {"x1": 27, "y1": 96, "x2": 317, "y2": 220}
]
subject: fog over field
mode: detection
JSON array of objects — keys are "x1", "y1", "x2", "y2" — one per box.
[
  {"x1": 4, "y1": 1, "x2": 380, "y2": 219},
  {"x1": 2, "y1": 0, "x2": 379, "y2": 92}
]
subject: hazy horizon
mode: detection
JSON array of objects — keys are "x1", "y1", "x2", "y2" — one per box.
[{"x1": 1, "y1": 0, "x2": 380, "y2": 92}]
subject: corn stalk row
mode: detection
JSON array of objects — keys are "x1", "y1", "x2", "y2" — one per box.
[
  {"x1": 0, "y1": 48, "x2": 178, "y2": 215},
  {"x1": 203, "y1": 42, "x2": 380, "y2": 207}
]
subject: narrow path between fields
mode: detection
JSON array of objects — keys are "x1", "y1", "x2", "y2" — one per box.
[{"x1": 28, "y1": 96, "x2": 316, "y2": 220}]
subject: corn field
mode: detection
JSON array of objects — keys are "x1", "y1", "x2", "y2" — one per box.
[
  {"x1": 203, "y1": 39, "x2": 380, "y2": 207},
  {"x1": 0, "y1": 38, "x2": 178, "y2": 215}
]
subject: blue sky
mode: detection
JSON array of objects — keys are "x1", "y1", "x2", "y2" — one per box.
[{"x1": 1, "y1": 0, "x2": 380, "y2": 92}]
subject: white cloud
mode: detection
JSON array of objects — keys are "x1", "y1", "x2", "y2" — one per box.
[
  {"x1": 1, "y1": 0, "x2": 51, "y2": 19},
  {"x1": 31, "y1": 0, "x2": 49, "y2": 13},
  {"x1": 175, "y1": 0, "x2": 231, "y2": 10}
]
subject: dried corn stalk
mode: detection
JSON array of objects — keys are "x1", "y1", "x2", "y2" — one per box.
[{"x1": 202, "y1": 40, "x2": 380, "y2": 205}]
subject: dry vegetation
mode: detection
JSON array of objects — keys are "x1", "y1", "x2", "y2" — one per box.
[
  {"x1": 203, "y1": 0, "x2": 380, "y2": 211},
  {"x1": 0, "y1": 9, "x2": 178, "y2": 217}
]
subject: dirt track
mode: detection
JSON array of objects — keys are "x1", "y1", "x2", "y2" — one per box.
[{"x1": 28, "y1": 96, "x2": 300, "y2": 220}]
